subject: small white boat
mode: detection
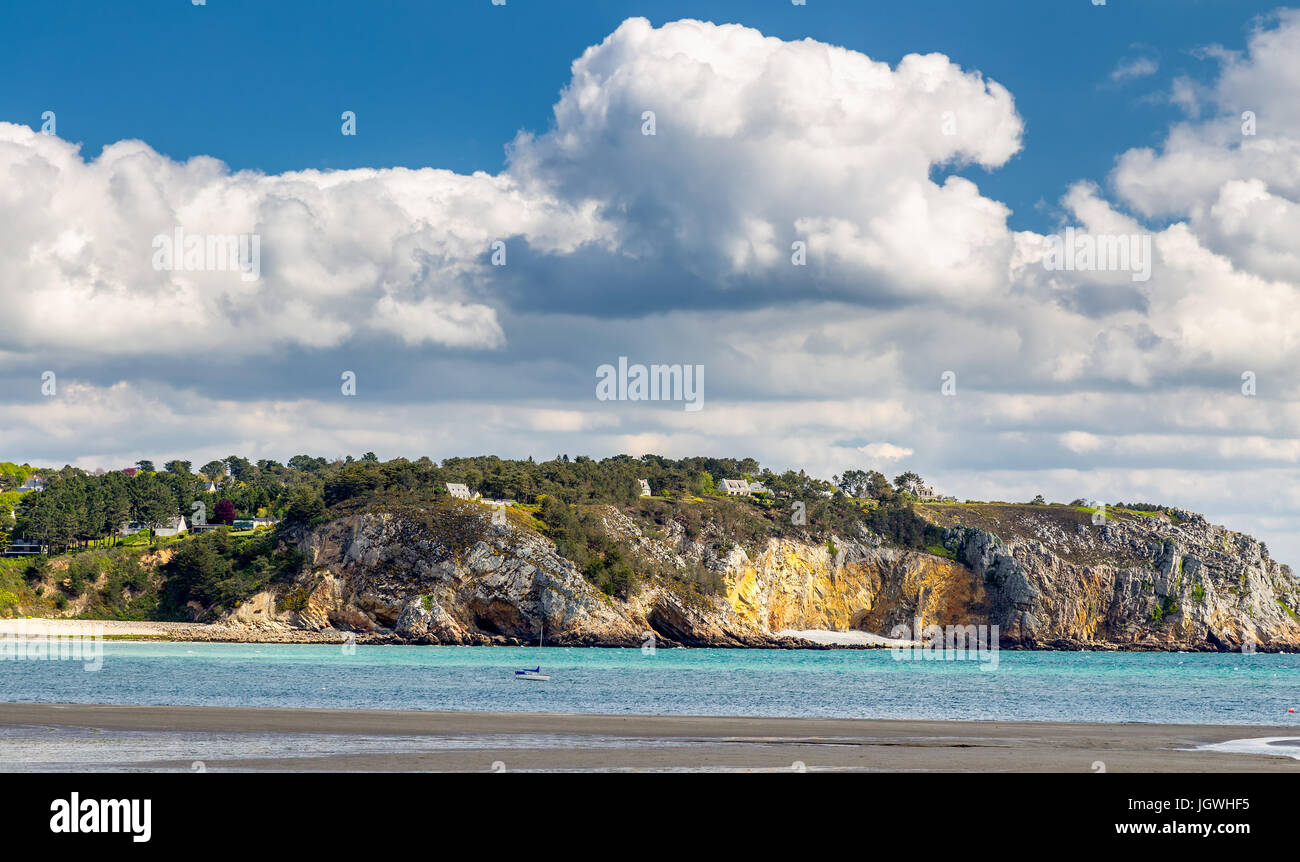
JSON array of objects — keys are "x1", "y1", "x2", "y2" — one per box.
[
  {"x1": 514, "y1": 667, "x2": 550, "y2": 681},
  {"x1": 513, "y1": 618, "x2": 551, "y2": 681}
]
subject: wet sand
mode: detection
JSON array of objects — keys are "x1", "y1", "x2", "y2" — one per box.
[{"x1": 2, "y1": 702, "x2": 1298, "y2": 772}]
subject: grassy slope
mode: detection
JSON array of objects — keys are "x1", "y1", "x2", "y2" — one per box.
[{"x1": 916, "y1": 502, "x2": 1168, "y2": 566}]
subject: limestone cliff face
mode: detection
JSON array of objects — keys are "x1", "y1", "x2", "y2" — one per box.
[
  {"x1": 238, "y1": 504, "x2": 648, "y2": 646},
  {"x1": 932, "y1": 505, "x2": 1300, "y2": 651},
  {"x1": 217, "y1": 499, "x2": 1300, "y2": 651},
  {"x1": 723, "y1": 539, "x2": 981, "y2": 635}
]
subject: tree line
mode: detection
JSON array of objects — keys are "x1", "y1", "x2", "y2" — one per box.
[
  {"x1": 3, "y1": 453, "x2": 939, "y2": 554},
  {"x1": 4, "y1": 457, "x2": 312, "y2": 552}
]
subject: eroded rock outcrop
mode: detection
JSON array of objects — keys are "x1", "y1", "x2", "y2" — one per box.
[
  {"x1": 935, "y1": 505, "x2": 1300, "y2": 650},
  {"x1": 217, "y1": 499, "x2": 1300, "y2": 651}
]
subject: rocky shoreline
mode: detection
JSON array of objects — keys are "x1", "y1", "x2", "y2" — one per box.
[{"x1": 3, "y1": 618, "x2": 1292, "y2": 652}]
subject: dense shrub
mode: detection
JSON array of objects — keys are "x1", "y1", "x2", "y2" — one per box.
[{"x1": 161, "y1": 528, "x2": 303, "y2": 615}]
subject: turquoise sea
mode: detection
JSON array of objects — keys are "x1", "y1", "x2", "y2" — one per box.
[{"x1": 2, "y1": 643, "x2": 1299, "y2": 725}]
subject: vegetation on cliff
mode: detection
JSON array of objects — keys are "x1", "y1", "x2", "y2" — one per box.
[
  {"x1": 2, "y1": 453, "x2": 949, "y2": 619},
  {"x1": 7, "y1": 453, "x2": 1296, "y2": 652},
  {"x1": 161, "y1": 529, "x2": 304, "y2": 616},
  {"x1": 0, "y1": 527, "x2": 302, "y2": 621}
]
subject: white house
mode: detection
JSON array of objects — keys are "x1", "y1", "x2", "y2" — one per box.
[
  {"x1": 446, "y1": 483, "x2": 472, "y2": 500},
  {"x1": 154, "y1": 516, "x2": 188, "y2": 537},
  {"x1": 4, "y1": 537, "x2": 44, "y2": 556},
  {"x1": 205, "y1": 481, "x2": 219, "y2": 493},
  {"x1": 638, "y1": 479, "x2": 652, "y2": 497},
  {"x1": 747, "y1": 481, "x2": 770, "y2": 495},
  {"x1": 18, "y1": 476, "x2": 44, "y2": 494},
  {"x1": 718, "y1": 478, "x2": 751, "y2": 496}
]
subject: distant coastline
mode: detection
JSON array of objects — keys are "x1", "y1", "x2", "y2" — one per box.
[
  {"x1": 1, "y1": 618, "x2": 1293, "y2": 652},
  {"x1": 6, "y1": 457, "x2": 1299, "y2": 654}
]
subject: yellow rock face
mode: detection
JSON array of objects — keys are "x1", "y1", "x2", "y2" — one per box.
[{"x1": 723, "y1": 539, "x2": 984, "y2": 634}]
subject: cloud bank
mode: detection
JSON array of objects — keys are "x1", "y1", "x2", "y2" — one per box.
[{"x1": 4, "y1": 14, "x2": 1300, "y2": 560}]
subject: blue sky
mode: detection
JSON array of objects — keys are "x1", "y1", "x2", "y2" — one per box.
[
  {"x1": 4, "y1": 2, "x2": 1300, "y2": 562},
  {"x1": 0, "y1": 0, "x2": 1277, "y2": 234}
]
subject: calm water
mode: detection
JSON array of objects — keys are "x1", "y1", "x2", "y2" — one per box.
[{"x1": 1, "y1": 643, "x2": 1299, "y2": 725}]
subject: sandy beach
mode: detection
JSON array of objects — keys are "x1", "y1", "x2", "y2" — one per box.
[
  {"x1": 0, "y1": 618, "x2": 939, "y2": 649},
  {"x1": 0, "y1": 618, "x2": 911, "y2": 647},
  {"x1": 2, "y1": 702, "x2": 1298, "y2": 772},
  {"x1": 0, "y1": 618, "x2": 356, "y2": 643}
]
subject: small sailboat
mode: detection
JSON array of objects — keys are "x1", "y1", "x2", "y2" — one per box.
[
  {"x1": 514, "y1": 666, "x2": 550, "y2": 681},
  {"x1": 514, "y1": 617, "x2": 551, "y2": 681}
]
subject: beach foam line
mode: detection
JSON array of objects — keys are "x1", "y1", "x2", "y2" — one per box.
[
  {"x1": 777, "y1": 629, "x2": 922, "y2": 647},
  {"x1": 1194, "y1": 736, "x2": 1300, "y2": 760}
]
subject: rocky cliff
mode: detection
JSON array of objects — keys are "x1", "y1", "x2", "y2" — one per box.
[
  {"x1": 219, "y1": 498, "x2": 1300, "y2": 651},
  {"x1": 924, "y1": 503, "x2": 1300, "y2": 651}
]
